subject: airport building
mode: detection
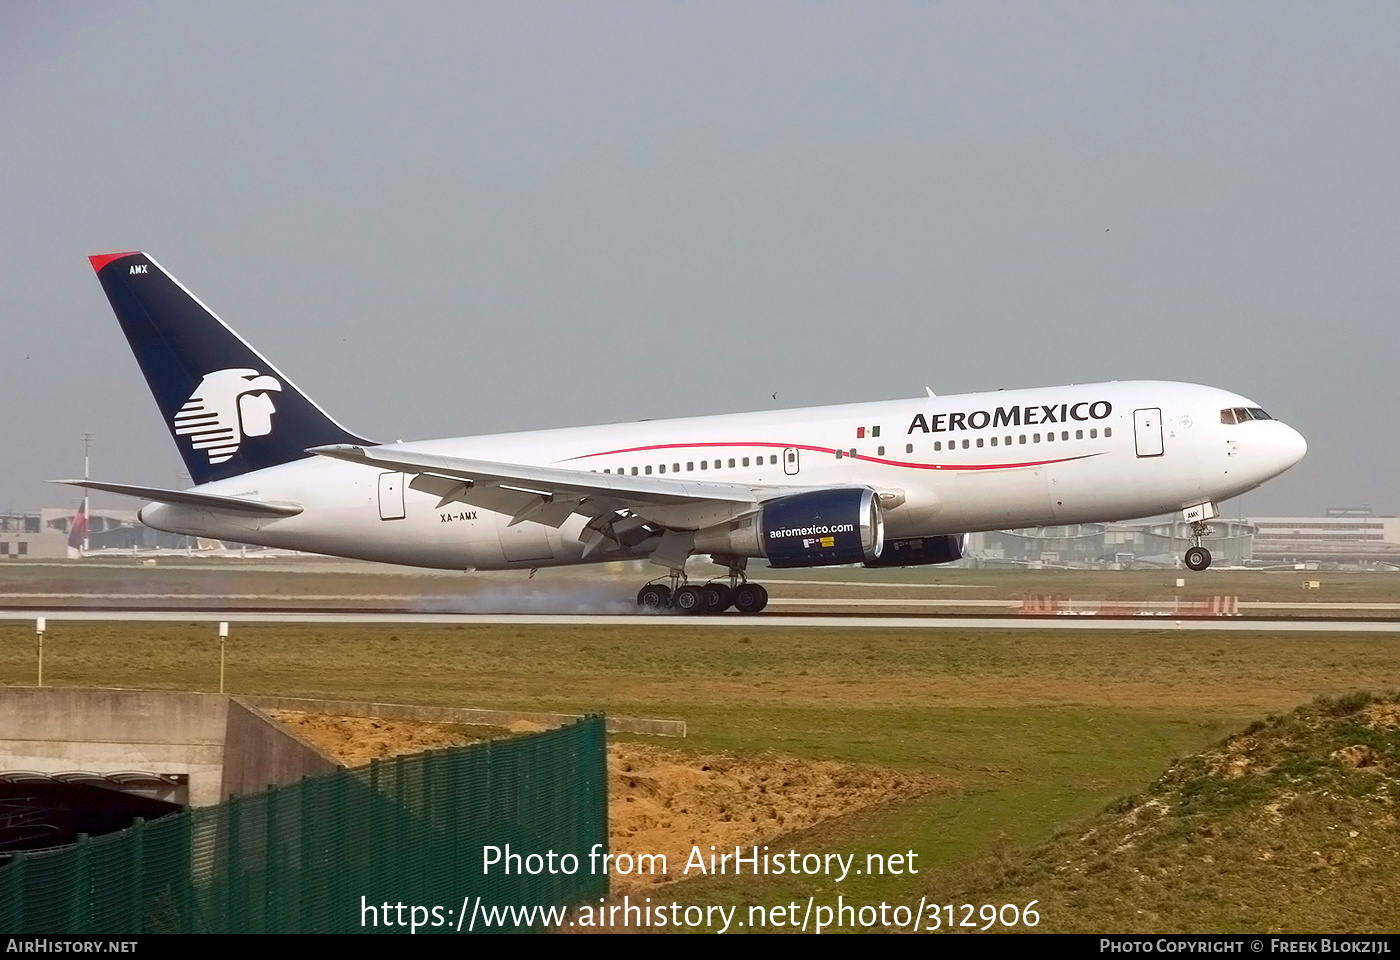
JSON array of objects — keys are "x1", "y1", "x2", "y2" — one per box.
[
  {"x1": 969, "y1": 506, "x2": 1400, "y2": 570},
  {"x1": 971, "y1": 519, "x2": 1256, "y2": 569},
  {"x1": 1, "y1": 507, "x2": 193, "y2": 558},
  {"x1": 1247, "y1": 506, "x2": 1400, "y2": 567}
]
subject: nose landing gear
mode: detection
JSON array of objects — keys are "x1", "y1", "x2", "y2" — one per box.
[
  {"x1": 1184, "y1": 545, "x2": 1212, "y2": 571},
  {"x1": 1183, "y1": 519, "x2": 1213, "y2": 571}
]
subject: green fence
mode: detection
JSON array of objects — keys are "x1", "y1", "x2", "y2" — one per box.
[{"x1": 0, "y1": 715, "x2": 609, "y2": 933}]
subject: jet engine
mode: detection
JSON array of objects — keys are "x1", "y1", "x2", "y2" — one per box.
[
  {"x1": 863, "y1": 534, "x2": 965, "y2": 567},
  {"x1": 693, "y1": 488, "x2": 884, "y2": 568}
]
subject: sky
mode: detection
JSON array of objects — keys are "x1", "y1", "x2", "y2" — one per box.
[{"x1": 2, "y1": 1, "x2": 1397, "y2": 517}]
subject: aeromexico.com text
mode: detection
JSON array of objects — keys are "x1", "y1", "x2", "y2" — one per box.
[
  {"x1": 769, "y1": 523, "x2": 855, "y2": 540},
  {"x1": 907, "y1": 401, "x2": 1113, "y2": 435}
]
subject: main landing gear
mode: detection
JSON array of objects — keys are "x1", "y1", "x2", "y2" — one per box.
[
  {"x1": 636, "y1": 558, "x2": 771, "y2": 614},
  {"x1": 1183, "y1": 519, "x2": 1212, "y2": 571}
]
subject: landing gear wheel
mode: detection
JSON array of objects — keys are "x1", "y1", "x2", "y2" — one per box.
[
  {"x1": 637, "y1": 584, "x2": 672, "y2": 610},
  {"x1": 702, "y1": 583, "x2": 734, "y2": 613},
  {"x1": 1184, "y1": 546, "x2": 1212, "y2": 571},
  {"x1": 673, "y1": 584, "x2": 705, "y2": 614},
  {"x1": 733, "y1": 582, "x2": 769, "y2": 614}
]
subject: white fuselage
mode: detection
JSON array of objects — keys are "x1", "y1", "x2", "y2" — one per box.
[{"x1": 139, "y1": 380, "x2": 1306, "y2": 571}]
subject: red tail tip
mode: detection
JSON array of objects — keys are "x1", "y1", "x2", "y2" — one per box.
[{"x1": 89, "y1": 252, "x2": 140, "y2": 273}]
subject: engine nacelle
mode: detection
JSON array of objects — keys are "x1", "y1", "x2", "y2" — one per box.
[
  {"x1": 694, "y1": 488, "x2": 884, "y2": 568},
  {"x1": 863, "y1": 534, "x2": 965, "y2": 567}
]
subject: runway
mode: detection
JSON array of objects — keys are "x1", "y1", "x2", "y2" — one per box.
[{"x1": 2, "y1": 608, "x2": 1398, "y2": 631}]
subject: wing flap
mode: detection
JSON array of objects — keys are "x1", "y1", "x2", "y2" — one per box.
[{"x1": 315, "y1": 444, "x2": 775, "y2": 531}]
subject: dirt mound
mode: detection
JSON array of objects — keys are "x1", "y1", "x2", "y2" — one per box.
[
  {"x1": 268, "y1": 711, "x2": 511, "y2": 766},
  {"x1": 609, "y1": 744, "x2": 950, "y2": 891}
]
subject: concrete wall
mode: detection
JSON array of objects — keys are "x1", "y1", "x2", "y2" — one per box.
[
  {"x1": 0, "y1": 688, "x2": 228, "y2": 805},
  {"x1": 222, "y1": 698, "x2": 338, "y2": 800},
  {"x1": 0, "y1": 688, "x2": 341, "y2": 807}
]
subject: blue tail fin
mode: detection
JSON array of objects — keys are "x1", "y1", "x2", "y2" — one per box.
[{"x1": 90, "y1": 252, "x2": 373, "y2": 485}]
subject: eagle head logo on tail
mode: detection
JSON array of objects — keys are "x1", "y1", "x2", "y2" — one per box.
[{"x1": 172, "y1": 368, "x2": 283, "y2": 464}]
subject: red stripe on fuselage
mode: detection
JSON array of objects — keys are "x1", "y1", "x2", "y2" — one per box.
[{"x1": 564, "y1": 440, "x2": 1100, "y2": 472}]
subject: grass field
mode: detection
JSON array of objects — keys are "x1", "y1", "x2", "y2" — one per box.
[{"x1": 3, "y1": 613, "x2": 1396, "y2": 932}]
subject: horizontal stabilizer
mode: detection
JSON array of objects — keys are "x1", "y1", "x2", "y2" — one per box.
[{"x1": 51, "y1": 480, "x2": 303, "y2": 517}]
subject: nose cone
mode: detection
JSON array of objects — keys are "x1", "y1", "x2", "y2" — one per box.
[{"x1": 1268, "y1": 422, "x2": 1307, "y2": 477}]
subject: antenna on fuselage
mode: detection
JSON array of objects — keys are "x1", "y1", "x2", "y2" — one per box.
[{"x1": 924, "y1": 386, "x2": 936, "y2": 398}]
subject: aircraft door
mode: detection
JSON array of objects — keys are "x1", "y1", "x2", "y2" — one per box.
[
  {"x1": 783, "y1": 447, "x2": 800, "y2": 476},
  {"x1": 1134, "y1": 408, "x2": 1164, "y2": 458},
  {"x1": 378, "y1": 472, "x2": 406, "y2": 520}
]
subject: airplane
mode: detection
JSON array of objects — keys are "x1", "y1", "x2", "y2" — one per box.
[{"x1": 59, "y1": 252, "x2": 1307, "y2": 614}]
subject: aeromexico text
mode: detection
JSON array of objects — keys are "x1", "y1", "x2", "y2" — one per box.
[{"x1": 907, "y1": 401, "x2": 1113, "y2": 435}]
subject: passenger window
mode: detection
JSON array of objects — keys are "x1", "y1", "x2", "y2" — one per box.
[
  {"x1": 1076, "y1": 430, "x2": 1083, "y2": 439},
  {"x1": 1105, "y1": 427, "x2": 1112, "y2": 437},
  {"x1": 700, "y1": 461, "x2": 707, "y2": 470},
  {"x1": 1090, "y1": 428, "x2": 1097, "y2": 439},
  {"x1": 976, "y1": 438, "x2": 984, "y2": 448},
  {"x1": 989, "y1": 437, "x2": 997, "y2": 446},
  {"x1": 1019, "y1": 434, "x2": 1026, "y2": 444},
  {"x1": 687, "y1": 462, "x2": 694, "y2": 471},
  {"x1": 934, "y1": 441, "x2": 941, "y2": 451},
  {"x1": 658, "y1": 464, "x2": 665, "y2": 474},
  {"x1": 729, "y1": 458, "x2": 736, "y2": 468},
  {"x1": 673, "y1": 463, "x2": 679, "y2": 472},
  {"x1": 962, "y1": 439, "x2": 970, "y2": 449},
  {"x1": 645, "y1": 465, "x2": 652, "y2": 475},
  {"x1": 872, "y1": 426, "x2": 881, "y2": 437},
  {"x1": 631, "y1": 467, "x2": 638, "y2": 475},
  {"x1": 877, "y1": 445, "x2": 884, "y2": 456},
  {"x1": 769, "y1": 455, "x2": 777, "y2": 465},
  {"x1": 1047, "y1": 432, "x2": 1054, "y2": 442},
  {"x1": 604, "y1": 469, "x2": 610, "y2": 474},
  {"x1": 905, "y1": 443, "x2": 913, "y2": 454},
  {"x1": 1005, "y1": 436, "x2": 1012, "y2": 445},
  {"x1": 835, "y1": 449, "x2": 843, "y2": 459},
  {"x1": 1034, "y1": 433, "x2": 1042, "y2": 442}
]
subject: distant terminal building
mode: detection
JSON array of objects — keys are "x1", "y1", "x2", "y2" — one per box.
[
  {"x1": 970, "y1": 506, "x2": 1399, "y2": 570},
  {"x1": 971, "y1": 519, "x2": 1255, "y2": 569},
  {"x1": 0, "y1": 512, "x2": 48, "y2": 559},
  {"x1": 1246, "y1": 506, "x2": 1400, "y2": 568},
  {"x1": 1, "y1": 507, "x2": 193, "y2": 559}
]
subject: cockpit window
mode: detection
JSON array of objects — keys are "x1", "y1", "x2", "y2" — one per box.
[{"x1": 1221, "y1": 406, "x2": 1274, "y2": 424}]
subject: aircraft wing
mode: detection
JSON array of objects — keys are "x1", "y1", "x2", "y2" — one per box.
[
  {"x1": 52, "y1": 480, "x2": 303, "y2": 517},
  {"x1": 308, "y1": 443, "x2": 772, "y2": 531}
]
